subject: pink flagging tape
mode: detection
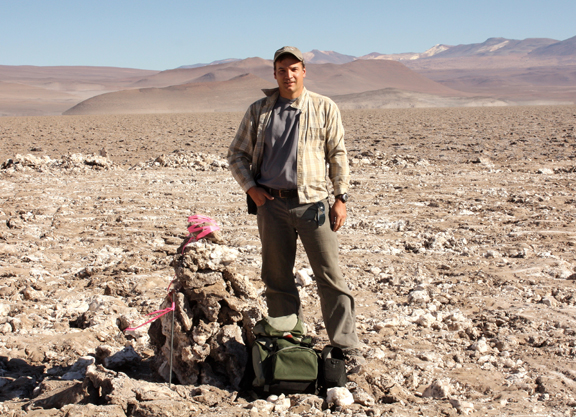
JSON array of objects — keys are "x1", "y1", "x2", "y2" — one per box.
[
  {"x1": 124, "y1": 300, "x2": 175, "y2": 332},
  {"x1": 124, "y1": 280, "x2": 176, "y2": 333},
  {"x1": 181, "y1": 215, "x2": 221, "y2": 254}
]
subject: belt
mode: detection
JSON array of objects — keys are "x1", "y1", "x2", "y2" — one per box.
[{"x1": 264, "y1": 187, "x2": 298, "y2": 198}]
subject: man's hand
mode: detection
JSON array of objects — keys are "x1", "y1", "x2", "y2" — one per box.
[
  {"x1": 247, "y1": 186, "x2": 274, "y2": 206},
  {"x1": 330, "y1": 199, "x2": 347, "y2": 232}
]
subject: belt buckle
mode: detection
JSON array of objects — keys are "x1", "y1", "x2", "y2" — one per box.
[{"x1": 279, "y1": 189, "x2": 289, "y2": 198}]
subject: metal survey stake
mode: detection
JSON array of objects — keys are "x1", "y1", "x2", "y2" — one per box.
[{"x1": 169, "y1": 291, "x2": 175, "y2": 389}]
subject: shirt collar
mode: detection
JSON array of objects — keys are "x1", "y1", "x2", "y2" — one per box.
[
  {"x1": 261, "y1": 87, "x2": 308, "y2": 109},
  {"x1": 262, "y1": 87, "x2": 308, "y2": 110}
]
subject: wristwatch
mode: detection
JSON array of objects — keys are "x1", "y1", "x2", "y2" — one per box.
[{"x1": 335, "y1": 193, "x2": 348, "y2": 203}]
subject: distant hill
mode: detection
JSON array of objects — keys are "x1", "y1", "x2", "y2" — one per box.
[
  {"x1": 0, "y1": 65, "x2": 158, "y2": 116},
  {"x1": 530, "y1": 35, "x2": 576, "y2": 57},
  {"x1": 0, "y1": 65, "x2": 158, "y2": 88},
  {"x1": 64, "y1": 73, "x2": 275, "y2": 115},
  {"x1": 132, "y1": 57, "x2": 274, "y2": 89},
  {"x1": 0, "y1": 81, "x2": 79, "y2": 116},
  {"x1": 303, "y1": 59, "x2": 461, "y2": 97},
  {"x1": 332, "y1": 88, "x2": 509, "y2": 109}
]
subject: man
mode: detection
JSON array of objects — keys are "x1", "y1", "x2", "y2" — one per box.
[{"x1": 227, "y1": 46, "x2": 360, "y2": 353}]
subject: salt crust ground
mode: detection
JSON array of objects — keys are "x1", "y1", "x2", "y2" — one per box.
[{"x1": 0, "y1": 105, "x2": 575, "y2": 416}]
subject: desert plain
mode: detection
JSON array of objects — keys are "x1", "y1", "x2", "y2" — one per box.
[{"x1": 0, "y1": 104, "x2": 576, "y2": 416}]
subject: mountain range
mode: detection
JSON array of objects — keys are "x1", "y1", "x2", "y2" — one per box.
[
  {"x1": 1, "y1": 36, "x2": 575, "y2": 116},
  {"x1": 178, "y1": 36, "x2": 576, "y2": 66}
]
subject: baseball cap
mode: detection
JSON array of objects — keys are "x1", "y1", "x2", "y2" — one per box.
[{"x1": 273, "y1": 46, "x2": 304, "y2": 64}]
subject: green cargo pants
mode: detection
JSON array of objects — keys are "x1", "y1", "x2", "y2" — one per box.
[{"x1": 257, "y1": 196, "x2": 359, "y2": 350}]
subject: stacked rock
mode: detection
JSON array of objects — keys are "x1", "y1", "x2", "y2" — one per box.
[{"x1": 148, "y1": 239, "x2": 265, "y2": 389}]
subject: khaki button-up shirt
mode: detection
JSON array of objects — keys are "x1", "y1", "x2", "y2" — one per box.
[{"x1": 227, "y1": 87, "x2": 349, "y2": 204}]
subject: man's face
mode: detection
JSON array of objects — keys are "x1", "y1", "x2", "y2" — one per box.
[{"x1": 274, "y1": 56, "x2": 306, "y2": 99}]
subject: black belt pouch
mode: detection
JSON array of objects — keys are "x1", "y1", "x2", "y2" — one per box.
[{"x1": 247, "y1": 194, "x2": 257, "y2": 215}]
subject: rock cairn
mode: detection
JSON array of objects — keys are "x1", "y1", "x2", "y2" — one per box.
[{"x1": 147, "y1": 237, "x2": 265, "y2": 390}]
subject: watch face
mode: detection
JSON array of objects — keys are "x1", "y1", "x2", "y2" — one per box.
[{"x1": 338, "y1": 193, "x2": 348, "y2": 203}]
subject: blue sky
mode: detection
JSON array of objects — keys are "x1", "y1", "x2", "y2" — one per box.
[{"x1": 2, "y1": 0, "x2": 575, "y2": 70}]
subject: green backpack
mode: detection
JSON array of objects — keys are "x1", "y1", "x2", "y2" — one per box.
[{"x1": 251, "y1": 314, "x2": 320, "y2": 395}]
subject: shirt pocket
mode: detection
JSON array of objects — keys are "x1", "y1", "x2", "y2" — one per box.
[{"x1": 305, "y1": 127, "x2": 326, "y2": 157}]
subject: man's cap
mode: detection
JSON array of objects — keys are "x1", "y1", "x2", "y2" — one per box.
[{"x1": 274, "y1": 46, "x2": 304, "y2": 64}]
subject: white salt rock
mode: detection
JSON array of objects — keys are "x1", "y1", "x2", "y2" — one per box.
[
  {"x1": 444, "y1": 311, "x2": 467, "y2": 322},
  {"x1": 211, "y1": 159, "x2": 228, "y2": 168},
  {"x1": 327, "y1": 387, "x2": 354, "y2": 406},
  {"x1": 478, "y1": 355, "x2": 492, "y2": 364},
  {"x1": 0, "y1": 322, "x2": 12, "y2": 334},
  {"x1": 367, "y1": 347, "x2": 386, "y2": 360},
  {"x1": 422, "y1": 379, "x2": 453, "y2": 398},
  {"x1": 382, "y1": 317, "x2": 400, "y2": 328},
  {"x1": 369, "y1": 267, "x2": 382, "y2": 275},
  {"x1": 475, "y1": 157, "x2": 493, "y2": 168},
  {"x1": 62, "y1": 356, "x2": 96, "y2": 380},
  {"x1": 44, "y1": 351, "x2": 59, "y2": 360},
  {"x1": 373, "y1": 322, "x2": 386, "y2": 331},
  {"x1": 418, "y1": 351, "x2": 440, "y2": 362},
  {"x1": 408, "y1": 290, "x2": 430, "y2": 304},
  {"x1": 416, "y1": 159, "x2": 430, "y2": 166},
  {"x1": 449, "y1": 399, "x2": 474, "y2": 415},
  {"x1": 209, "y1": 245, "x2": 238, "y2": 265},
  {"x1": 295, "y1": 268, "x2": 314, "y2": 287},
  {"x1": 541, "y1": 296, "x2": 557, "y2": 307},
  {"x1": 416, "y1": 313, "x2": 436, "y2": 328},
  {"x1": 410, "y1": 308, "x2": 427, "y2": 318},
  {"x1": 537, "y1": 168, "x2": 554, "y2": 175},
  {"x1": 151, "y1": 237, "x2": 165, "y2": 247},
  {"x1": 9, "y1": 318, "x2": 22, "y2": 332},
  {"x1": 352, "y1": 388, "x2": 375, "y2": 406},
  {"x1": 22, "y1": 287, "x2": 43, "y2": 300},
  {"x1": 502, "y1": 358, "x2": 516, "y2": 368},
  {"x1": 469, "y1": 337, "x2": 489, "y2": 353},
  {"x1": 272, "y1": 396, "x2": 291, "y2": 413},
  {"x1": 0, "y1": 303, "x2": 10, "y2": 316},
  {"x1": 253, "y1": 399, "x2": 275, "y2": 413}
]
